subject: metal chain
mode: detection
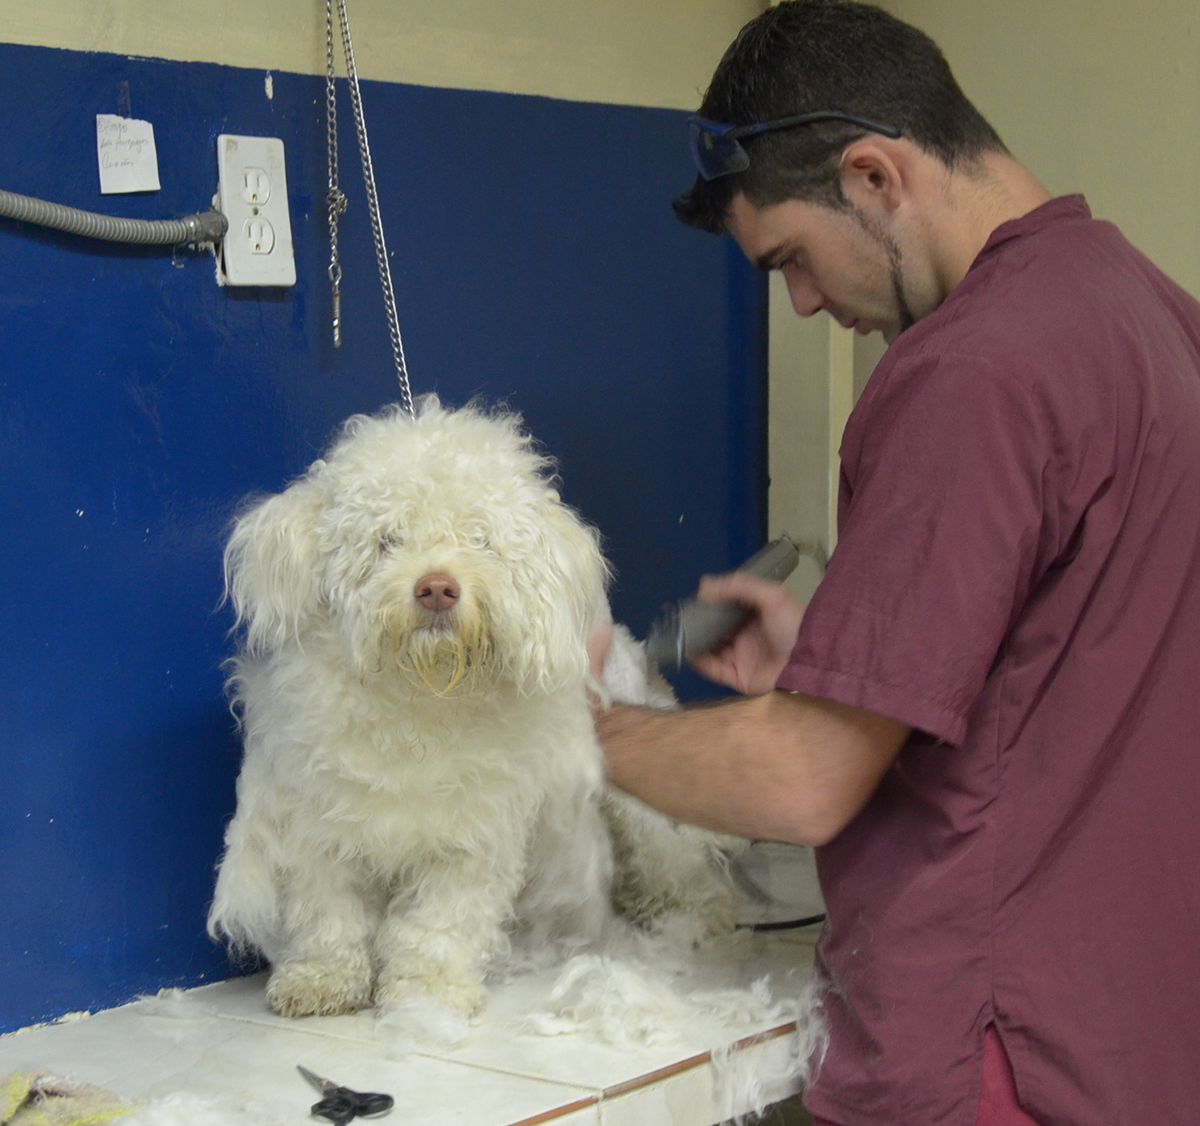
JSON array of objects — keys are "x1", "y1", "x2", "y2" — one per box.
[
  {"x1": 325, "y1": 0, "x2": 348, "y2": 348},
  {"x1": 329, "y1": 0, "x2": 415, "y2": 417}
]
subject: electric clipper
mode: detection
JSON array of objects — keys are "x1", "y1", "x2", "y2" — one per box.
[{"x1": 644, "y1": 536, "x2": 804, "y2": 671}]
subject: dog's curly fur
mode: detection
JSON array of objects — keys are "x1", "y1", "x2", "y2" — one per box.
[{"x1": 207, "y1": 398, "x2": 738, "y2": 1020}]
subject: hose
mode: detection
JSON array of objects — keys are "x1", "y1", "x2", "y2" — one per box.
[{"x1": 0, "y1": 188, "x2": 228, "y2": 245}]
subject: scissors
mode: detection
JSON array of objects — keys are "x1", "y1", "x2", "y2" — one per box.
[{"x1": 297, "y1": 1065, "x2": 395, "y2": 1125}]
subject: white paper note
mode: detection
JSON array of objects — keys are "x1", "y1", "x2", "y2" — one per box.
[{"x1": 96, "y1": 114, "x2": 161, "y2": 194}]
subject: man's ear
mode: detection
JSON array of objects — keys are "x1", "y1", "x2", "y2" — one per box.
[{"x1": 838, "y1": 137, "x2": 908, "y2": 217}]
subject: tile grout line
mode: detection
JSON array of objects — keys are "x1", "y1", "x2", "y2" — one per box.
[
  {"x1": 505, "y1": 1095, "x2": 602, "y2": 1126},
  {"x1": 210, "y1": 1008, "x2": 796, "y2": 1099},
  {"x1": 209, "y1": 1010, "x2": 798, "y2": 1123},
  {"x1": 602, "y1": 1021, "x2": 797, "y2": 1100},
  {"x1": 209, "y1": 1010, "x2": 605, "y2": 1099},
  {"x1": 499, "y1": 1021, "x2": 799, "y2": 1125}
]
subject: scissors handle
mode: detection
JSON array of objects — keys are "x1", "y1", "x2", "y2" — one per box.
[
  {"x1": 353, "y1": 1091, "x2": 395, "y2": 1118},
  {"x1": 312, "y1": 1087, "x2": 395, "y2": 1124}
]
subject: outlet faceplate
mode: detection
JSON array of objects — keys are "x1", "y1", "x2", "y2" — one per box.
[{"x1": 216, "y1": 134, "x2": 296, "y2": 286}]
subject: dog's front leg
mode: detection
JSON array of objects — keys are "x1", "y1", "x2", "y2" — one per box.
[
  {"x1": 373, "y1": 847, "x2": 525, "y2": 1016},
  {"x1": 265, "y1": 853, "x2": 376, "y2": 1018}
]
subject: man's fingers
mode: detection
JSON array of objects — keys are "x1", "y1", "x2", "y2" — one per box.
[
  {"x1": 690, "y1": 649, "x2": 742, "y2": 691},
  {"x1": 697, "y1": 570, "x2": 777, "y2": 609}
]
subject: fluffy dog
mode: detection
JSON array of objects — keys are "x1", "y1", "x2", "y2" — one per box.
[{"x1": 207, "y1": 398, "x2": 738, "y2": 1020}]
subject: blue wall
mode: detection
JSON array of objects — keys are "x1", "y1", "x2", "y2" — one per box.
[{"x1": 0, "y1": 42, "x2": 766, "y2": 1032}]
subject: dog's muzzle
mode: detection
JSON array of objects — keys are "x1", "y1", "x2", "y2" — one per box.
[{"x1": 382, "y1": 574, "x2": 490, "y2": 695}]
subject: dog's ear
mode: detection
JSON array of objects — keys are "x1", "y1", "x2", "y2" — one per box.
[
  {"x1": 511, "y1": 496, "x2": 610, "y2": 694},
  {"x1": 223, "y1": 470, "x2": 328, "y2": 654}
]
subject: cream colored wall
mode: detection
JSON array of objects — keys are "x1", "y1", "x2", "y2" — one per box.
[
  {"x1": 0, "y1": 0, "x2": 764, "y2": 110},
  {"x1": 886, "y1": 0, "x2": 1200, "y2": 301},
  {"x1": 767, "y1": 276, "x2": 837, "y2": 599},
  {"x1": 770, "y1": 0, "x2": 1200, "y2": 585}
]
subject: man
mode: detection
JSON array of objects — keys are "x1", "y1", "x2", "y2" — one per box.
[{"x1": 594, "y1": 3, "x2": 1200, "y2": 1124}]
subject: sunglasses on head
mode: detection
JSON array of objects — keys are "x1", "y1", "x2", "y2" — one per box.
[{"x1": 688, "y1": 111, "x2": 902, "y2": 181}]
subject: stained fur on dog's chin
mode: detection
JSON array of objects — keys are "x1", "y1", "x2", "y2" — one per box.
[
  {"x1": 209, "y1": 397, "x2": 740, "y2": 1022},
  {"x1": 382, "y1": 595, "x2": 492, "y2": 697}
]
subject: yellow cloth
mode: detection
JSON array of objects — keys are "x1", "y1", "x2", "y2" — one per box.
[{"x1": 0, "y1": 1071, "x2": 131, "y2": 1126}]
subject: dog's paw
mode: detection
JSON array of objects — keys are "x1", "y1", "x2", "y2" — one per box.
[
  {"x1": 265, "y1": 959, "x2": 374, "y2": 1017},
  {"x1": 375, "y1": 983, "x2": 473, "y2": 1054},
  {"x1": 376, "y1": 970, "x2": 485, "y2": 1018},
  {"x1": 688, "y1": 888, "x2": 740, "y2": 937},
  {"x1": 615, "y1": 874, "x2": 740, "y2": 940}
]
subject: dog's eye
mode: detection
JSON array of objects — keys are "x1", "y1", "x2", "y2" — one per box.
[{"x1": 380, "y1": 533, "x2": 403, "y2": 552}]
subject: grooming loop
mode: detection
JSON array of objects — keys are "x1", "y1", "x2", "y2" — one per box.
[{"x1": 325, "y1": 0, "x2": 414, "y2": 416}]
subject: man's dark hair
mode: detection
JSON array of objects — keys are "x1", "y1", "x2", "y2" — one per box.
[{"x1": 675, "y1": 0, "x2": 1007, "y2": 232}]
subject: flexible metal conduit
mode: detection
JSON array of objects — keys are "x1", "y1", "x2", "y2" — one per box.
[{"x1": 0, "y1": 188, "x2": 228, "y2": 245}]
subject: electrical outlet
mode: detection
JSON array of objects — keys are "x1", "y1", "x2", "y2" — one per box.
[{"x1": 216, "y1": 134, "x2": 296, "y2": 286}]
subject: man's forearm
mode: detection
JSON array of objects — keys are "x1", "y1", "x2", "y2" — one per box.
[{"x1": 596, "y1": 691, "x2": 910, "y2": 846}]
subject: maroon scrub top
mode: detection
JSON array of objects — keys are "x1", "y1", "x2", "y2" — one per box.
[{"x1": 778, "y1": 196, "x2": 1200, "y2": 1126}]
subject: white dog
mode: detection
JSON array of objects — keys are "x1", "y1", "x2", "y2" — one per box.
[{"x1": 207, "y1": 398, "x2": 739, "y2": 1020}]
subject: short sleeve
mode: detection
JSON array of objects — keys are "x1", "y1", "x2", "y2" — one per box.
[{"x1": 777, "y1": 347, "x2": 1063, "y2": 746}]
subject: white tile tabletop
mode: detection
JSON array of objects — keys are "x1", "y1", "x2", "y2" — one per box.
[{"x1": 0, "y1": 929, "x2": 819, "y2": 1126}]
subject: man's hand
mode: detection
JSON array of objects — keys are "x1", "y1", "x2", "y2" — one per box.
[{"x1": 690, "y1": 571, "x2": 805, "y2": 695}]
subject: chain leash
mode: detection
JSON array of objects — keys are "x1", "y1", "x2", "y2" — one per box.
[
  {"x1": 325, "y1": 0, "x2": 415, "y2": 417},
  {"x1": 325, "y1": 0, "x2": 348, "y2": 348}
]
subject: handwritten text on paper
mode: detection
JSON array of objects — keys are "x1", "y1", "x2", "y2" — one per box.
[{"x1": 96, "y1": 114, "x2": 161, "y2": 195}]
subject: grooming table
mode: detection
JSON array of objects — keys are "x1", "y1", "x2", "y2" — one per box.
[{"x1": 0, "y1": 930, "x2": 817, "y2": 1125}]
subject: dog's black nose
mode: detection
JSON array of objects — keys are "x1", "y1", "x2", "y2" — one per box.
[{"x1": 414, "y1": 573, "x2": 460, "y2": 612}]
